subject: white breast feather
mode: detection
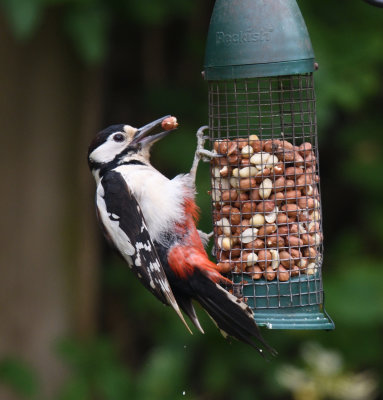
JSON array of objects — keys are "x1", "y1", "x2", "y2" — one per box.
[{"x1": 114, "y1": 165, "x2": 193, "y2": 245}]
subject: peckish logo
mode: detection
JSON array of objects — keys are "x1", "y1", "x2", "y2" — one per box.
[{"x1": 216, "y1": 28, "x2": 273, "y2": 46}]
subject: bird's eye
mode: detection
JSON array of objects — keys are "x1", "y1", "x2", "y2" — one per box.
[{"x1": 113, "y1": 133, "x2": 125, "y2": 142}]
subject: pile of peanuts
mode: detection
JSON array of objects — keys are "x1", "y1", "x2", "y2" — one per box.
[{"x1": 210, "y1": 135, "x2": 323, "y2": 282}]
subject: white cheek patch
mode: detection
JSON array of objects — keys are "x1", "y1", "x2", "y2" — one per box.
[{"x1": 89, "y1": 139, "x2": 127, "y2": 164}]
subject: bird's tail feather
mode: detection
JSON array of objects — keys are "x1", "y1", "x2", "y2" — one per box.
[
  {"x1": 175, "y1": 295, "x2": 205, "y2": 334},
  {"x1": 191, "y1": 271, "x2": 277, "y2": 357}
]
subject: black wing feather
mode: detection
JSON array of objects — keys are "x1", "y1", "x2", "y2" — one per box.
[{"x1": 96, "y1": 170, "x2": 190, "y2": 333}]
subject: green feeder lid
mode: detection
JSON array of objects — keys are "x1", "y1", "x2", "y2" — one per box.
[{"x1": 204, "y1": 0, "x2": 315, "y2": 80}]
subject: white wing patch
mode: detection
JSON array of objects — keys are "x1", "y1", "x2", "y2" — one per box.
[
  {"x1": 136, "y1": 241, "x2": 152, "y2": 252},
  {"x1": 149, "y1": 260, "x2": 161, "y2": 272},
  {"x1": 135, "y1": 253, "x2": 141, "y2": 267}
]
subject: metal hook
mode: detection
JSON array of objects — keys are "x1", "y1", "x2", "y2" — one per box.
[{"x1": 363, "y1": 0, "x2": 383, "y2": 7}]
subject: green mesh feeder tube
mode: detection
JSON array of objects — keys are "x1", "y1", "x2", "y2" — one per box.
[{"x1": 204, "y1": 0, "x2": 334, "y2": 330}]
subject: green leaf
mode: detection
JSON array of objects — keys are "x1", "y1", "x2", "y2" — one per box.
[
  {"x1": 56, "y1": 337, "x2": 134, "y2": 399},
  {"x1": 64, "y1": 4, "x2": 109, "y2": 64},
  {"x1": 1, "y1": 0, "x2": 43, "y2": 39},
  {"x1": 56, "y1": 379, "x2": 90, "y2": 400},
  {"x1": 326, "y1": 261, "x2": 383, "y2": 326},
  {"x1": 0, "y1": 357, "x2": 39, "y2": 398},
  {"x1": 135, "y1": 347, "x2": 188, "y2": 400}
]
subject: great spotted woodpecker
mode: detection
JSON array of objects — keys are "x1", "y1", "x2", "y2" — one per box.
[{"x1": 88, "y1": 116, "x2": 276, "y2": 356}]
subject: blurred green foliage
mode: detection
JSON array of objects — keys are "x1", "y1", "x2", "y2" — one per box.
[
  {"x1": 1, "y1": 0, "x2": 383, "y2": 399},
  {"x1": 276, "y1": 342, "x2": 378, "y2": 400},
  {"x1": 0, "y1": 358, "x2": 39, "y2": 398}
]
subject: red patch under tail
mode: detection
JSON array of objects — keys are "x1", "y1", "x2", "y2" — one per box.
[{"x1": 168, "y1": 245, "x2": 232, "y2": 285}]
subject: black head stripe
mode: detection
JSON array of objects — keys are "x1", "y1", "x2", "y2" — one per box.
[{"x1": 87, "y1": 124, "x2": 126, "y2": 158}]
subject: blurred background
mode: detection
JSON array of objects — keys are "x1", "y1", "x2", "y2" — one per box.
[{"x1": 0, "y1": 0, "x2": 382, "y2": 399}]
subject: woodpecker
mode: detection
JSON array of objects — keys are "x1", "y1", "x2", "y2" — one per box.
[{"x1": 88, "y1": 115, "x2": 276, "y2": 356}]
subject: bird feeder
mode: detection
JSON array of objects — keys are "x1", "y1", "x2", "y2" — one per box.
[{"x1": 204, "y1": 0, "x2": 334, "y2": 329}]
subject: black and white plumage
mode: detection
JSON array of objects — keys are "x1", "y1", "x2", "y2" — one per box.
[
  {"x1": 87, "y1": 116, "x2": 276, "y2": 356},
  {"x1": 89, "y1": 118, "x2": 191, "y2": 331}
]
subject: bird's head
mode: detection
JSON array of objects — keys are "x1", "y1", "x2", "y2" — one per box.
[{"x1": 88, "y1": 115, "x2": 178, "y2": 176}]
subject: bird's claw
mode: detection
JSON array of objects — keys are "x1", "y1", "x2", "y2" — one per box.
[
  {"x1": 190, "y1": 125, "x2": 220, "y2": 183},
  {"x1": 195, "y1": 126, "x2": 219, "y2": 162},
  {"x1": 196, "y1": 149, "x2": 219, "y2": 162}
]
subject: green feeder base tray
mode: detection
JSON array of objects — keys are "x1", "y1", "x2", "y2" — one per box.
[
  {"x1": 252, "y1": 305, "x2": 334, "y2": 330},
  {"x1": 234, "y1": 274, "x2": 335, "y2": 330}
]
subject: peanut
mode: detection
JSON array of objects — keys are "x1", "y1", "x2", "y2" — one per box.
[
  {"x1": 258, "y1": 223, "x2": 277, "y2": 237},
  {"x1": 221, "y1": 189, "x2": 238, "y2": 203},
  {"x1": 245, "y1": 252, "x2": 258, "y2": 266},
  {"x1": 249, "y1": 266, "x2": 263, "y2": 280},
  {"x1": 244, "y1": 239, "x2": 265, "y2": 250},
  {"x1": 285, "y1": 166, "x2": 304, "y2": 177},
  {"x1": 234, "y1": 192, "x2": 249, "y2": 208},
  {"x1": 263, "y1": 267, "x2": 276, "y2": 281},
  {"x1": 284, "y1": 189, "x2": 302, "y2": 204},
  {"x1": 214, "y1": 139, "x2": 230, "y2": 154},
  {"x1": 241, "y1": 145, "x2": 254, "y2": 158},
  {"x1": 286, "y1": 235, "x2": 304, "y2": 247},
  {"x1": 217, "y1": 236, "x2": 233, "y2": 251},
  {"x1": 273, "y1": 163, "x2": 284, "y2": 175},
  {"x1": 265, "y1": 208, "x2": 278, "y2": 223},
  {"x1": 250, "y1": 213, "x2": 265, "y2": 227},
  {"x1": 239, "y1": 166, "x2": 257, "y2": 178},
  {"x1": 263, "y1": 139, "x2": 281, "y2": 153},
  {"x1": 258, "y1": 250, "x2": 272, "y2": 269},
  {"x1": 241, "y1": 202, "x2": 257, "y2": 218},
  {"x1": 240, "y1": 227, "x2": 258, "y2": 244},
  {"x1": 281, "y1": 204, "x2": 299, "y2": 218},
  {"x1": 279, "y1": 251, "x2": 294, "y2": 268},
  {"x1": 210, "y1": 135, "x2": 323, "y2": 282},
  {"x1": 270, "y1": 192, "x2": 285, "y2": 205},
  {"x1": 266, "y1": 233, "x2": 285, "y2": 248},
  {"x1": 216, "y1": 261, "x2": 232, "y2": 274},
  {"x1": 274, "y1": 176, "x2": 285, "y2": 192},
  {"x1": 299, "y1": 142, "x2": 312, "y2": 158},
  {"x1": 161, "y1": 116, "x2": 178, "y2": 130},
  {"x1": 259, "y1": 178, "x2": 273, "y2": 199},
  {"x1": 239, "y1": 178, "x2": 257, "y2": 190},
  {"x1": 277, "y1": 265, "x2": 289, "y2": 282},
  {"x1": 256, "y1": 200, "x2": 275, "y2": 213},
  {"x1": 250, "y1": 152, "x2": 270, "y2": 168}
]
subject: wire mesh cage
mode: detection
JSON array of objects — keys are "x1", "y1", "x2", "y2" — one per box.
[{"x1": 207, "y1": 74, "x2": 334, "y2": 328}]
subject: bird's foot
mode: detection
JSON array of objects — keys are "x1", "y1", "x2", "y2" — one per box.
[
  {"x1": 190, "y1": 126, "x2": 220, "y2": 182},
  {"x1": 195, "y1": 125, "x2": 219, "y2": 162}
]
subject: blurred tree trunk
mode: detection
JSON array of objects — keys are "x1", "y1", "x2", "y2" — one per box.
[{"x1": 0, "y1": 12, "x2": 101, "y2": 399}]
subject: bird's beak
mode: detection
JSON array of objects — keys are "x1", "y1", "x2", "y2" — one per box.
[{"x1": 130, "y1": 115, "x2": 177, "y2": 147}]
